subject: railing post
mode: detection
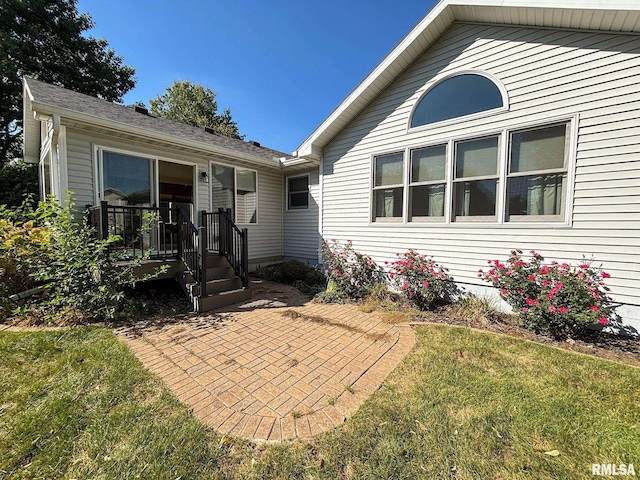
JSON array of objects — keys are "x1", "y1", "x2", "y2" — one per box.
[
  {"x1": 242, "y1": 228, "x2": 249, "y2": 288},
  {"x1": 100, "y1": 201, "x2": 109, "y2": 239},
  {"x1": 218, "y1": 208, "x2": 226, "y2": 256},
  {"x1": 176, "y1": 209, "x2": 182, "y2": 259},
  {"x1": 199, "y1": 225, "x2": 207, "y2": 297}
]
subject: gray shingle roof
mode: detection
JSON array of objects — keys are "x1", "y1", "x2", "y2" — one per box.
[{"x1": 24, "y1": 77, "x2": 290, "y2": 162}]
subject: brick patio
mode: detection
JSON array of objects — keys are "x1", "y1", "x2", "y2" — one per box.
[{"x1": 116, "y1": 279, "x2": 415, "y2": 442}]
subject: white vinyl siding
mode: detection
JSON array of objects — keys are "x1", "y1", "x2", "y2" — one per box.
[
  {"x1": 284, "y1": 168, "x2": 321, "y2": 264},
  {"x1": 64, "y1": 128, "x2": 283, "y2": 262},
  {"x1": 321, "y1": 22, "x2": 640, "y2": 320}
]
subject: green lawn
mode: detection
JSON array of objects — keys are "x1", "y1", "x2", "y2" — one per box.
[{"x1": 1, "y1": 325, "x2": 638, "y2": 479}]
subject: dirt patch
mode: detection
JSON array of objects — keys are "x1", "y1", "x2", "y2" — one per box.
[
  {"x1": 418, "y1": 308, "x2": 640, "y2": 368},
  {"x1": 281, "y1": 309, "x2": 393, "y2": 343}
]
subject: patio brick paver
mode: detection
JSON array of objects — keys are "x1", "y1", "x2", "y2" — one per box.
[{"x1": 116, "y1": 279, "x2": 415, "y2": 442}]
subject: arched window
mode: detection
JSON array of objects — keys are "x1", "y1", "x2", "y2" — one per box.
[{"x1": 410, "y1": 73, "x2": 505, "y2": 128}]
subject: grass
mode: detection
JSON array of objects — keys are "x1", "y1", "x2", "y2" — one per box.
[{"x1": 1, "y1": 325, "x2": 639, "y2": 479}]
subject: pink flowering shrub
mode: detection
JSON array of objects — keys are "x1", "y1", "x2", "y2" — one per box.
[
  {"x1": 388, "y1": 249, "x2": 454, "y2": 310},
  {"x1": 479, "y1": 249, "x2": 614, "y2": 339},
  {"x1": 320, "y1": 239, "x2": 382, "y2": 299}
]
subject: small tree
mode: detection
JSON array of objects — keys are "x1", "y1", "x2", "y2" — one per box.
[{"x1": 149, "y1": 80, "x2": 244, "y2": 139}]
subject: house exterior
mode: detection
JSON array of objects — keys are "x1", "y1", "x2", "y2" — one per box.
[
  {"x1": 22, "y1": 77, "x2": 320, "y2": 311},
  {"x1": 23, "y1": 0, "x2": 640, "y2": 329},
  {"x1": 23, "y1": 77, "x2": 320, "y2": 267},
  {"x1": 292, "y1": 0, "x2": 640, "y2": 331}
]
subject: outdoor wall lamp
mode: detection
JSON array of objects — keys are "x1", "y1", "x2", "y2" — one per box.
[{"x1": 200, "y1": 170, "x2": 209, "y2": 183}]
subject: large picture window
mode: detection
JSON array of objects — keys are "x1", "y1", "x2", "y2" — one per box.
[
  {"x1": 373, "y1": 152, "x2": 404, "y2": 221},
  {"x1": 210, "y1": 163, "x2": 257, "y2": 224}
]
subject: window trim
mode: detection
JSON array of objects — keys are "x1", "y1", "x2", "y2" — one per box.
[
  {"x1": 371, "y1": 151, "x2": 405, "y2": 223},
  {"x1": 209, "y1": 160, "x2": 259, "y2": 225},
  {"x1": 369, "y1": 115, "x2": 577, "y2": 228},
  {"x1": 407, "y1": 70, "x2": 509, "y2": 134},
  {"x1": 286, "y1": 174, "x2": 310, "y2": 211}
]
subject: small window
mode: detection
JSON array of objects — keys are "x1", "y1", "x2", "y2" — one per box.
[
  {"x1": 287, "y1": 175, "x2": 309, "y2": 210},
  {"x1": 411, "y1": 74, "x2": 504, "y2": 128},
  {"x1": 506, "y1": 123, "x2": 568, "y2": 221},
  {"x1": 453, "y1": 136, "x2": 499, "y2": 221},
  {"x1": 373, "y1": 152, "x2": 404, "y2": 221},
  {"x1": 409, "y1": 145, "x2": 446, "y2": 220}
]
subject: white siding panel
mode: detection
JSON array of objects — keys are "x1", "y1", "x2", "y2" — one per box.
[
  {"x1": 283, "y1": 168, "x2": 321, "y2": 264},
  {"x1": 321, "y1": 23, "x2": 640, "y2": 320},
  {"x1": 65, "y1": 129, "x2": 95, "y2": 207}
]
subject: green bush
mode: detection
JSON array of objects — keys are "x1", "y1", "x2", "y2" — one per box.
[
  {"x1": 480, "y1": 249, "x2": 615, "y2": 339},
  {"x1": 319, "y1": 239, "x2": 383, "y2": 300},
  {"x1": 1, "y1": 196, "x2": 163, "y2": 323}
]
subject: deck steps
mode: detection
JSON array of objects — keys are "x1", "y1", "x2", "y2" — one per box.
[{"x1": 177, "y1": 253, "x2": 251, "y2": 313}]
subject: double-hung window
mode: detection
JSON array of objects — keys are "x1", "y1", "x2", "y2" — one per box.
[
  {"x1": 373, "y1": 152, "x2": 404, "y2": 221},
  {"x1": 506, "y1": 123, "x2": 568, "y2": 221},
  {"x1": 453, "y1": 136, "x2": 499, "y2": 221},
  {"x1": 409, "y1": 145, "x2": 447, "y2": 220},
  {"x1": 287, "y1": 175, "x2": 309, "y2": 210}
]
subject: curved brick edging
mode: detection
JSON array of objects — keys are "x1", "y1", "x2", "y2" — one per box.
[{"x1": 116, "y1": 282, "x2": 416, "y2": 442}]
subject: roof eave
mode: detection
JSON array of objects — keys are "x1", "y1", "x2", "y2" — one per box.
[
  {"x1": 29, "y1": 99, "x2": 286, "y2": 169},
  {"x1": 23, "y1": 80, "x2": 40, "y2": 164},
  {"x1": 295, "y1": 0, "x2": 640, "y2": 157}
]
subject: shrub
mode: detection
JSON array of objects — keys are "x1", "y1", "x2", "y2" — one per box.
[
  {"x1": 479, "y1": 249, "x2": 615, "y2": 339},
  {"x1": 253, "y1": 260, "x2": 326, "y2": 295},
  {"x1": 319, "y1": 239, "x2": 382, "y2": 300},
  {"x1": 2, "y1": 196, "x2": 164, "y2": 323},
  {"x1": 387, "y1": 249, "x2": 454, "y2": 310}
]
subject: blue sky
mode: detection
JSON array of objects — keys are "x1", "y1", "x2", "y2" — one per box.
[{"x1": 76, "y1": 1, "x2": 437, "y2": 153}]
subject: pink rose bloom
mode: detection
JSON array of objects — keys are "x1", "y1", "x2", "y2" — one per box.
[
  {"x1": 526, "y1": 298, "x2": 534, "y2": 305},
  {"x1": 533, "y1": 300, "x2": 540, "y2": 307},
  {"x1": 517, "y1": 289, "x2": 524, "y2": 295},
  {"x1": 559, "y1": 306, "x2": 568, "y2": 314},
  {"x1": 549, "y1": 306, "x2": 557, "y2": 313},
  {"x1": 521, "y1": 307, "x2": 528, "y2": 313},
  {"x1": 599, "y1": 317, "x2": 609, "y2": 325},
  {"x1": 601, "y1": 272, "x2": 611, "y2": 278},
  {"x1": 590, "y1": 305, "x2": 599, "y2": 312},
  {"x1": 422, "y1": 281, "x2": 429, "y2": 288},
  {"x1": 502, "y1": 289, "x2": 509, "y2": 295},
  {"x1": 579, "y1": 263, "x2": 589, "y2": 269}
]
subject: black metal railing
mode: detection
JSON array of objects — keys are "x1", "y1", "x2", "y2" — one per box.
[
  {"x1": 175, "y1": 207, "x2": 200, "y2": 284},
  {"x1": 87, "y1": 202, "x2": 248, "y2": 291},
  {"x1": 202, "y1": 208, "x2": 249, "y2": 288},
  {"x1": 87, "y1": 201, "x2": 179, "y2": 259}
]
